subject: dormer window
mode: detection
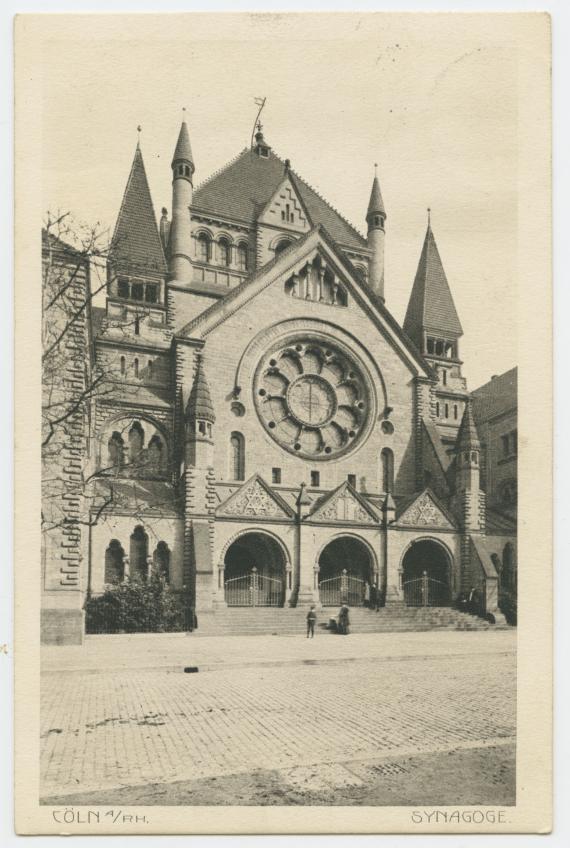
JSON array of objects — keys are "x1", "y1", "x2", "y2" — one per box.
[
  {"x1": 237, "y1": 243, "x2": 248, "y2": 272},
  {"x1": 218, "y1": 238, "x2": 230, "y2": 267},
  {"x1": 197, "y1": 233, "x2": 210, "y2": 263},
  {"x1": 259, "y1": 147, "x2": 269, "y2": 158}
]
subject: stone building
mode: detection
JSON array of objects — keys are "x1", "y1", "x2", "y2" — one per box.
[{"x1": 41, "y1": 119, "x2": 517, "y2": 643}]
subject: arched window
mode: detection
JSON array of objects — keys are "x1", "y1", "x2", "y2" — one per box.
[
  {"x1": 128, "y1": 421, "x2": 144, "y2": 464},
  {"x1": 147, "y1": 359, "x2": 153, "y2": 379},
  {"x1": 197, "y1": 233, "x2": 210, "y2": 263},
  {"x1": 134, "y1": 316, "x2": 140, "y2": 335},
  {"x1": 454, "y1": 404, "x2": 458, "y2": 420},
  {"x1": 130, "y1": 525, "x2": 148, "y2": 581},
  {"x1": 435, "y1": 402, "x2": 440, "y2": 417},
  {"x1": 444, "y1": 403, "x2": 449, "y2": 418},
  {"x1": 147, "y1": 434, "x2": 164, "y2": 473},
  {"x1": 217, "y1": 238, "x2": 230, "y2": 267},
  {"x1": 107, "y1": 431, "x2": 125, "y2": 471},
  {"x1": 153, "y1": 541, "x2": 170, "y2": 583},
  {"x1": 502, "y1": 543, "x2": 516, "y2": 594},
  {"x1": 491, "y1": 553, "x2": 502, "y2": 584},
  {"x1": 237, "y1": 243, "x2": 248, "y2": 272},
  {"x1": 104, "y1": 540, "x2": 125, "y2": 585},
  {"x1": 501, "y1": 479, "x2": 517, "y2": 506},
  {"x1": 274, "y1": 239, "x2": 292, "y2": 257},
  {"x1": 230, "y1": 432, "x2": 245, "y2": 481},
  {"x1": 381, "y1": 448, "x2": 394, "y2": 493},
  {"x1": 120, "y1": 356, "x2": 126, "y2": 376},
  {"x1": 134, "y1": 357, "x2": 139, "y2": 378}
]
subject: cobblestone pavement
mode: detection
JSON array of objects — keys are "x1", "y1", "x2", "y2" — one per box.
[{"x1": 41, "y1": 632, "x2": 516, "y2": 800}]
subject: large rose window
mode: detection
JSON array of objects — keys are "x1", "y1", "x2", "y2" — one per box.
[{"x1": 253, "y1": 338, "x2": 373, "y2": 459}]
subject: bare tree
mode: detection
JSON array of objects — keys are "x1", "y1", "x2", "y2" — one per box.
[{"x1": 41, "y1": 212, "x2": 176, "y2": 542}]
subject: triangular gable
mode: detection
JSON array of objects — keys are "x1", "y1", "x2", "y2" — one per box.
[
  {"x1": 178, "y1": 225, "x2": 433, "y2": 380},
  {"x1": 309, "y1": 481, "x2": 379, "y2": 525},
  {"x1": 396, "y1": 488, "x2": 456, "y2": 529},
  {"x1": 216, "y1": 474, "x2": 295, "y2": 520},
  {"x1": 257, "y1": 173, "x2": 312, "y2": 233}
]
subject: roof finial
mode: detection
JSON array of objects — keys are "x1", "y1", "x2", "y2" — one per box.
[
  {"x1": 374, "y1": 162, "x2": 378, "y2": 176},
  {"x1": 427, "y1": 207, "x2": 431, "y2": 227},
  {"x1": 136, "y1": 124, "x2": 142, "y2": 147},
  {"x1": 182, "y1": 106, "x2": 187, "y2": 122}
]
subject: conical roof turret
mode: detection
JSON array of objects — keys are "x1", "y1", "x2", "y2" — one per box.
[
  {"x1": 109, "y1": 143, "x2": 167, "y2": 274},
  {"x1": 455, "y1": 399, "x2": 480, "y2": 452},
  {"x1": 367, "y1": 173, "x2": 386, "y2": 219},
  {"x1": 185, "y1": 355, "x2": 215, "y2": 423},
  {"x1": 172, "y1": 119, "x2": 194, "y2": 167},
  {"x1": 403, "y1": 218, "x2": 462, "y2": 350}
]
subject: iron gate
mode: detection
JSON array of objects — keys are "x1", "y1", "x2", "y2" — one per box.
[
  {"x1": 224, "y1": 566, "x2": 283, "y2": 607},
  {"x1": 319, "y1": 568, "x2": 365, "y2": 607},
  {"x1": 403, "y1": 570, "x2": 450, "y2": 607}
]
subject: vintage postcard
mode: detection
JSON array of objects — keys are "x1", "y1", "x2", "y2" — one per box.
[{"x1": 14, "y1": 11, "x2": 551, "y2": 835}]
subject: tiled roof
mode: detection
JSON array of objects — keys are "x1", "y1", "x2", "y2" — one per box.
[
  {"x1": 403, "y1": 224, "x2": 463, "y2": 346},
  {"x1": 192, "y1": 148, "x2": 367, "y2": 251},
  {"x1": 110, "y1": 145, "x2": 167, "y2": 275},
  {"x1": 472, "y1": 367, "x2": 517, "y2": 424}
]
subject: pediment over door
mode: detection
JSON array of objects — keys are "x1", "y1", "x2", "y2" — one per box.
[
  {"x1": 396, "y1": 489, "x2": 456, "y2": 529},
  {"x1": 309, "y1": 482, "x2": 379, "y2": 525},
  {"x1": 216, "y1": 474, "x2": 295, "y2": 520}
]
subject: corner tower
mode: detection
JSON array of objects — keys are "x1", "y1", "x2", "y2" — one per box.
[
  {"x1": 366, "y1": 166, "x2": 386, "y2": 300},
  {"x1": 107, "y1": 137, "x2": 167, "y2": 335},
  {"x1": 169, "y1": 114, "x2": 195, "y2": 284},
  {"x1": 404, "y1": 213, "x2": 468, "y2": 446}
]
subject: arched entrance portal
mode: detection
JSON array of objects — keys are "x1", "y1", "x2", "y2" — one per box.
[
  {"x1": 401, "y1": 540, "x2": 452, "y2": 606},
  {"x1": 224, "y1": 533, "x2": 286, "y2": 607},
  {"x1": 318, "y1": 537, "x2": 374, "y2": 607}
]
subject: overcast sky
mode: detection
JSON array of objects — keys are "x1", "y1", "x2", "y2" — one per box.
[{"x1": 41, "y1": 13, "x2": 520, "y2": 389}]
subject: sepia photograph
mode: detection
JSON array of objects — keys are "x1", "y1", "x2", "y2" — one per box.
[{"x1": 13, "y1": 9, "x2": 552, "y2": 835}]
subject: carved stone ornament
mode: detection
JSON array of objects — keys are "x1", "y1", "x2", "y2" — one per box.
[
  {"x1": 218, "y1": 477, "x2": 291, "y2": 519},
  {"x1": 311, "y1": 486, "x2": 377, "y2": 524},
  {"x1": 398, "y1": 491, "x2": 453, "y2": 528}
]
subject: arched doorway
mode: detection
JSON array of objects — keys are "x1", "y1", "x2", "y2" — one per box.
[
  {"x1": 401, "y1": 539, "x2": 451, "y2": 606},
  {"x1": 318, "y1": 536, "x2": 375, "y2": 606},
  {"x1": 224, "y1": 532, "x2": 286, "y2": 607}
]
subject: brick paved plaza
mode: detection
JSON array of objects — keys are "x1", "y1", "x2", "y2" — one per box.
[{"x1": 41, "y1": 631, "x2": 516, "y2": 805}]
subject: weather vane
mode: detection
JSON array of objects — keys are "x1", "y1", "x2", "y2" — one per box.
[{"x1": 251, "y1": 96, "x2": 267, "y2": 149}]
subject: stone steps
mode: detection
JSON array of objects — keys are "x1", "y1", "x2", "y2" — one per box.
[{"x1": 193, "y1": 606, "x2": 503, "y2": 637}]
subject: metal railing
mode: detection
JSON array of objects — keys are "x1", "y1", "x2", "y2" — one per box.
[
  {"x1": 403, "y1": 570, "x2": 450, "y2": 607},
  {"x1": 319, "y1": 569, "x2": 365, "y2": 607},
  {"x1": 224, "y1": 567, "x2": 284, "y2": 607}
]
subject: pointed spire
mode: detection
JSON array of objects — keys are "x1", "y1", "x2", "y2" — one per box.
[
  {"x1": 367, "y1": 165, "x2": 386, "y2": 219},
  {"x1": 172, "y1": 111, "x2": 194, "y2": 167},
  {"x1": 110, "y1": 143, "x2": 167, "y2": 274},
  {"x1": 455, "y1": 399, "x2": 480, "y2": 452},
  {"x1": 185, "y1": 355, "x2": 215, "y2": 423},
  {"x1": 403, "y1": 219, "x2": 463, "y2": 350}
]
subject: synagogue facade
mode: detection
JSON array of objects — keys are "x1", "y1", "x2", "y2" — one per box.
[{"x1": 41, "y1": 119, "x2": 517, "y2": 643}]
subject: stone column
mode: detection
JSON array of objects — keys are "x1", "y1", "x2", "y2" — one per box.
[{"x1": 382, "y1": 494, "x2": 402, "y2": 605}]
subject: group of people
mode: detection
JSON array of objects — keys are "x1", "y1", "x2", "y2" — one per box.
[
  {"x1": 305, "y1": 603, "x2": 351, "y2": 637},
  {"x1": 305, "y1": 581, "x2": 383, "y2": 637}
]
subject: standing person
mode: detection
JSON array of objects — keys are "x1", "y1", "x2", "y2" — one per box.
[
  {"x1": 306, "y1": 605, "x2": 317, "y2": 638},
  {"x1": 339, "y1": 604, "x2": 350, "y2": 635},
  {"x1": 364, "y1": 580, "x2": 371, "y2": 608}
]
